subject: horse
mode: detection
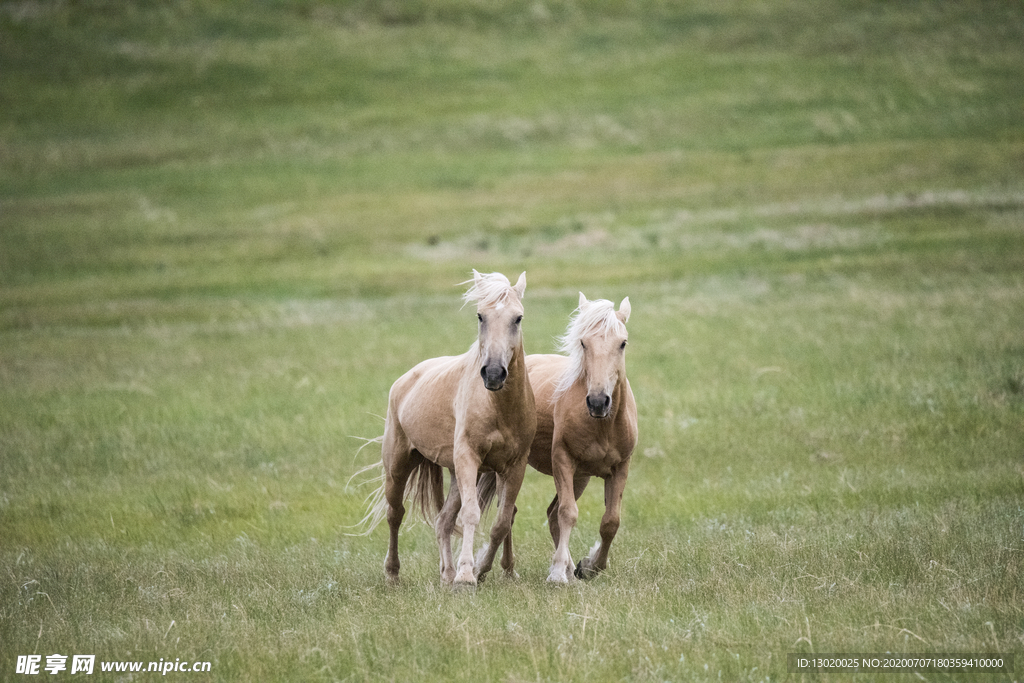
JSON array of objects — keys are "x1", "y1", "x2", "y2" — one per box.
[
  {"x1": 359, "y1": 271, "x2": 536, "y2": 587},
  {"x1": 485, "y1": 292, "x2": 636, "y2": 582}
]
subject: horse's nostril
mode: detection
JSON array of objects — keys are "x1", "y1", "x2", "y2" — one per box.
[
  {"x1": 481, "y1": 364, "x2": 508, "y2": 391},
  {"x1": 586, "y1": 393, "x2": 611, "y2": 415}
]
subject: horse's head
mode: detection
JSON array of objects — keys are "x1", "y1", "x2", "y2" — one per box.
[
  {"x1": 465, "y1": 270, "x2": 527, "y2": 392},
  {"x1": 561, "y1": 293, "x2": 631, "y2": 419}
]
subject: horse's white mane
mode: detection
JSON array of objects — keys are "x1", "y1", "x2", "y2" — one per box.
[
  {"x1": 462, "y1": 271, "x2": 520, "y2": 309},
  {"x1": 555, "y1": 298, "x2": 626, "y2": 396}
]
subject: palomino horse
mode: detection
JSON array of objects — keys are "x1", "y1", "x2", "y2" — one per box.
[
  {"x1": 522, "y1": 293, "x2": 637, "y2": 582},
  {"x1": 361, "y1": 271, "x2": 536, "y2": 587}
]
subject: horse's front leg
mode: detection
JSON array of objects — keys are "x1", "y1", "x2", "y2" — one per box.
[
  {"x1": 547, "y1": 446, "x2": 578, "y2": 583},
  {"x1": 545, "y1": 475, "x2": 591, "y2": 549},
  {"x1": 436, "y1": 472, "x2": 462, "y2": 585},
  {"x1": 452, "y1": 443, "x2": 482, "y2": 587},
  {"x1": 475, "y1": 459, "x2": 525, "y2": 583},
  {"x1": 576, "y1": 460, "x2": 630, "y2": 579}
]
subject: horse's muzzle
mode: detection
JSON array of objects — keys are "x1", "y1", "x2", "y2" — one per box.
[
  {"x1": 586, "y1": 393, "x2": 612, "y2": 419},
  {"x1": 481, "y1": 364, "x2": 508, "y2": 392}
]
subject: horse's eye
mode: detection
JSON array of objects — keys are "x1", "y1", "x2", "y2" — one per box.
[
  {"x1": 580, "y1": 340, "x2": 586, "y2": 350},
  {"x1": 477, "y1": 313, "x2": 483, "y2": 323},
  {"x1": 620, "y1": 340, "x2": 627, "y2": 350},
  {"x1": 514, "y1": 315, "x2": 523, "y2": 326}
]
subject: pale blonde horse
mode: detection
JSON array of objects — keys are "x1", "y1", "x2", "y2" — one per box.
[
  {"x1": 515, "y1": 293, "x2": 637, "y2": 582},
  {"x1": 361, "y1": 271, "x2": 536, "y2": 587}
]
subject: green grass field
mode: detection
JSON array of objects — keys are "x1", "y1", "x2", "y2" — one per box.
[{"x1": 2, "y1": 1, "x2": 1023, "y2": 680}]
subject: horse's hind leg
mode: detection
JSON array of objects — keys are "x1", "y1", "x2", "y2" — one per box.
[
  {"x1": 382, "y1": 446, "x2": 420, "y2": 585},
  {"x1": 475, "y1": 461, "x2": 525, "y2": 583},
  {"x1": 436, "y1": 471, "x2": 462, "y2": 585},
  {"x1": 499, "y1": 503, "x2": 518, "y2": 579},
  {"x1": 545, "y1": 496, "x2": 559, "y2": 547}
]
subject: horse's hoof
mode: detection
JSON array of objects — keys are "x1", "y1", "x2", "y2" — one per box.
[
  {"x1": 546, "y1": 567, "x2": 571, "y2": 584},
  {"x1": 574, "y1": 560, "x2": 599, "y2": 580},
  {"x1": 453, "y1": 568, "x2": 477, "y2": 590},
  {"x1": 452, "y1": 579, "x2": 477, "y2": 592}
]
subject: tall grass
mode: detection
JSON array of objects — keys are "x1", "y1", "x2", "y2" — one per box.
[{"x1": 2, "y1": 0, "x2": 1023, "y2": 680}]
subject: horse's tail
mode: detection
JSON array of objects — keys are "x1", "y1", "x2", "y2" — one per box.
[
  {"x1": 347, "y1": 445, "x2": 387, "y2": 535},
  {"x1": 408, "y1": 458, "x2": 445, "y2": 527},
  {"x1": 349, "y1": 456, "x2": 445, "y2": 536},
  {"x1": 477, "y1": 470, "x2": 499, "y2": 514}
]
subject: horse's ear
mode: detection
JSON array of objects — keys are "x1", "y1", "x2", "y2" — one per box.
[
  {"x1": 514, "y1": 272, "x2": 527, "y2": 299},
  {"x1": 617, "y1": 296, "x2": 631, "y2": 324},
  {"x1": 578, "y1": 292, "x2": 588, "y2": 308},
  {"x1": 473, "y1": 269, "x2": 482, "y2": 285}
]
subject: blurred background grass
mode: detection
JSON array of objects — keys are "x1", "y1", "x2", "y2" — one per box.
[
  {"x1": 3, "y1": 0, "x2": 1022, "y2": 309},
  {"x1": 2, "y1": 1, "x2": 1023, "y2": 680}
]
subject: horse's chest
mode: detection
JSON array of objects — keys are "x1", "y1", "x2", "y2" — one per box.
[
  {"x1": 477, "y1": 428, "x2": 524, "y2": 467},
  {"x1": 576, "y1": 441, "x2": 624, "y2": 477},
  {"x1": 484, "y1": 429, "x2": 508, "y2": 453}
]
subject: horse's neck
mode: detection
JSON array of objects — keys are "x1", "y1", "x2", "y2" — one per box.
[
  {"x1": 611, "y1": 372, "x2": 630, "y2": 420},
  {"x1": 498, "y1": 342, "x2": 531, "y2": 408},
  {"x1": 611, "y1": 369, "x2": 628, "y2": 403},
  {"x1": 504, "y1": 342, "x2": 529, "y2": 392}
]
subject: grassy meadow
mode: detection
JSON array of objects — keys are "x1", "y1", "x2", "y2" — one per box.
[{"x1": 2, "y1": 0, "x2": 1023, "y2": 680}]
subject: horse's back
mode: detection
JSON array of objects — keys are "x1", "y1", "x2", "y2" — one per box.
[
  {"x1": 525, "y1": 354, "x2": 568, "y2": 475},
  {"x1": 618, "y1": 377, "x2": 639, "y2": 451},
  {"x1": 526, "y1": 354, "x2": 568, "y2": 402},
  {"x1": 387, "y1": 353, "x2": 468, "y2": 467}
]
